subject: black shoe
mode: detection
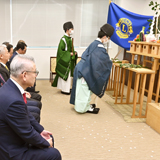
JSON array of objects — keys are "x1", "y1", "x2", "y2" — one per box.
[
  {"x1": 34, "y1": 91, "x2": 40, "y2": 93},
  {"x1": 61, "y1": 91, "x2": 70, "y2": 95},
  {"x1": 86, "y1": 108, "x2": 100, "y2": 114},
  {"x1": 90, "y1": 104, "x2": 96, "y2": 108}
]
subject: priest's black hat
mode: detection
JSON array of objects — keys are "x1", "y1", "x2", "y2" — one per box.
[
  {"x1": 63, "y1": 21, "x2": 74, "y2": 32},
  {"x1": 100, "y1": 23, "x2": 114, "y2": 37}
]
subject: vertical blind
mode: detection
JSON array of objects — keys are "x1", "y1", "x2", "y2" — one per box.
[{"x1": 0, "y1": 0, "x2": 109, "y2": 47}]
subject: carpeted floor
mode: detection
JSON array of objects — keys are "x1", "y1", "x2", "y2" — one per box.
[
  {"x1": 37, "y1": 80, "x2": 160, "y2": 160},
  {"x1": 105, "y1": 90, "x2": 146, "y2": 123}
]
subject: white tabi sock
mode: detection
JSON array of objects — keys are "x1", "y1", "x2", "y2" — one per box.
[{"x1": 88, "y1": 105, "x2": 94, "y2": 111}]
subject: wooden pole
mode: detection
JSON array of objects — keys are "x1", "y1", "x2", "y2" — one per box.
[
  {"x1": 107, "y1": 0, "x2": 111, "y2": 53},
  {"x1": 112, "y1": 49, "x2": 123, "y2": 62},
  {"x1": 72, "y1": 38, "x2": 74, "y2": 53}
]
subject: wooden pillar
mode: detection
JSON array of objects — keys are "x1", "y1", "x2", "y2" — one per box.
[
  {"x1": 126, "y1": 71, "x2": 133, "y2": 104},
  {"x1": 138, "y1": 74, "x2": 147, "y2": 117},
  {"x1": 132, "y1": 73, "x2": 140, "y2": 118}
]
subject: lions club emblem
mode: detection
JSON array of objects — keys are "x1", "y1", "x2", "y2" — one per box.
[{"x1": 116, "y1": 18, "x2": 133, "y2": 39}]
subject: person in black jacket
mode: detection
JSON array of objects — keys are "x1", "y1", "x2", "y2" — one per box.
[
  {"x1": 0, "y1": 54, "x2": 61, "y2": 160},
  {"x1": 0, "y1": 45, "x2": 41, "y2": 122}
]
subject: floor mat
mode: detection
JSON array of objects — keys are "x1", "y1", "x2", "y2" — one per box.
[{"x1": 105, "y1": 91, "x2": 146, "y2": 123}]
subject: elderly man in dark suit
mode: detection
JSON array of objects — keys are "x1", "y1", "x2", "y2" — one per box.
[
  {"x1": 0, "y1": 45, "x2": 42, "y2": 122},
  {"x1": 0, "y1": 54, "x2": 61, "y2": 160}
]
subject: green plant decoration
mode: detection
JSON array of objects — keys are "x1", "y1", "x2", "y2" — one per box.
[
  {"x1": 147, "y1": 1, "x2": 160, "y2": 34},
  {"x1": 119, "y1": 63, "x2": 142, "y2": 68}
]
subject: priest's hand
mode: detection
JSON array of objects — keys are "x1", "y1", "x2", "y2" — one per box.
[{"x1": 71, "y1": 52, "x2": 73, "y2": 56}]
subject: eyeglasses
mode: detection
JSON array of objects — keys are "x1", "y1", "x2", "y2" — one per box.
[{"x1": 22, "y1": 70, "x2": 39, "y2": 76}]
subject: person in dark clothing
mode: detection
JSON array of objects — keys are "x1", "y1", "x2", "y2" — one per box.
[
  {"x1": 70, "y1": 23, "x2": 114, "y2": 114},
  {"x1": 0, "y1": 54, "x2": 61, "y2": 160},
  {"x1": 10, "y1": 40, "x2": 39, "y2": 93},
  {"x1": 0, "y1": 45, "x2": 41, "y2": 122}
]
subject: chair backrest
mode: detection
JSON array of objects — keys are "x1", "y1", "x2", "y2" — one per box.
[
  {"x1": 50, "y1": 57, "x2": 56, "y2": 74},
  {"x1": 77, "y1": 57, "x2": 81, "y2": 64},
  {"x1": 50, "y1": 56, "x2": 82, "y2": 74}
]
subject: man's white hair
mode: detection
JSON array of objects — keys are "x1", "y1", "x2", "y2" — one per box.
[
  {"x1": 0, "y1": 45, "x2": 6, "y2": 55},
  {"x1": 10, "y1": 54, "x2": 35, "y2": 78}
]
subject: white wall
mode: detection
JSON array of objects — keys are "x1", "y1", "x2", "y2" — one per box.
[
  {"x1": 25, "y1": 0, "x2": 157, "y2": 79},
  {"x1": 4, "y1": 0, "x2": 111, "y2": 79},
  {"x1": 27, "y1": 45, "x2": 118, "y2": 79},
  {"x1": 116, "y1": 0, "x2": 153, "y2": 15},
  {"x1": 27, "y1": 47, "x2": 85, "y2": 79}
]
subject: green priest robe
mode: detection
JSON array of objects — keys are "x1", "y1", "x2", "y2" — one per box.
[{"x1": 52, "y1": 35, "x2": 77, "y2": 88}]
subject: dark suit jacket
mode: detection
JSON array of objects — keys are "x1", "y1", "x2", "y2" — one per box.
[
  {"x1": 9, "y1": 51, "x2": 18, "y2": 64},
  {"x1": 0, "y1": 64, "x2": 42, "y2": 109},
  {"x1": 0, "y1": 73, "x2": 5, "y2": 87},
  {"x1": 7, "y1": 51, "x2": 18, "y2": 70},
  {"x1": 0, "y1": 64, "x2": 10, "y2": 81},
  {"x1": 0, "y1": 79, "x2": 49, "y2": 159}
]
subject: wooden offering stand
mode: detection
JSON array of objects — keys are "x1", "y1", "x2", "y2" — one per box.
[
  {"x1": 106, "y1": 60, "x2": 128, "y2": 96},
  {"x1": 107, "y1": 41, "x2": 160, "y2": 118}
]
